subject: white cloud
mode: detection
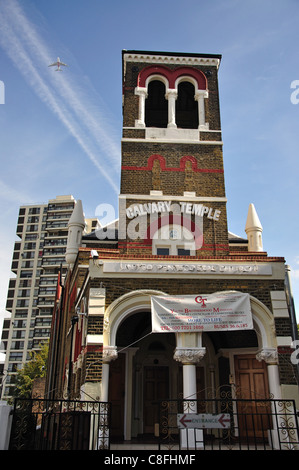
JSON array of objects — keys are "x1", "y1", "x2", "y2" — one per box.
[{"x1": 0, "y1": 179, "x2": 35, "y2": 205}]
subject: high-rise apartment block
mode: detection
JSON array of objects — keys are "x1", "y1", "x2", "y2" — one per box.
[{"x1": 1, "y1": 195, "x2": 97, "y2": 399}]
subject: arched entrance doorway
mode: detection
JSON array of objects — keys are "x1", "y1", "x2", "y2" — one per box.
[
  {"x1": 104, "y1": 291, "x2": 280, "y2": 442},
  {"x1": 109, "y1": 310, "x2": 177, "y2": 440}
]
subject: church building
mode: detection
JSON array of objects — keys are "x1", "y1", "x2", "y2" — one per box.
[{"x1": 45, "y1": 50, "x2": 299, "y2": 445}]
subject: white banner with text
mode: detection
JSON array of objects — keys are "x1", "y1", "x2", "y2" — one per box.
[{"x1": 151, "y1": 291, "x2": 253, "y2": 333}]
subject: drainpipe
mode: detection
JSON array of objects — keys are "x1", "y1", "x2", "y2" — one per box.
[
  {"x1": 67, "y1": 315, "x2": 79, "y2": 399},
  {"x1": 285, "y1": 266, "x2": 298, "y2": 341},
  {"x1": 285, "y1": 265, "x2": 299, "y2": 380}
]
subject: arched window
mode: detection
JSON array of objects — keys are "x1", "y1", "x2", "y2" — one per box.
[
  {"x1": 151, "y1": 223, "x2": 197, "y2": 256},
  {"x1": 176, "y1": 81, "x2": 198, "y2": 129},
  {"x1": 145, "y1": 80, "x2": 168, "y2": 128}
]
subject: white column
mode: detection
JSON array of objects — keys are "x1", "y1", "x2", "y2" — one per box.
[
  {"x1": 183, "y1": 364, "x2": 197, "y2": 402},
  {"x1": 174, "y1": 347, "x2": 206, "y2": 405},
  {"x1": 256, "y1": 348, "x2": 284, "y2": 449},
  {"x1": 95, "y1": 346, "x2": 118, "y2": 449},
  {"x1": 134, "y1": 87, "x2": 147, "y2": 128},
  {"x1": 256, "y1": 348, "x2": 280, "y2": 399},
  {"x1": 174, "y1": 346, "x2": 206, "y2": 449},
  {"x1": 165, "y1": 89, "x2": 177, "y2": 128},
  {"x1": 101, "y1": 346, "x2": 118, "y2": 401},
  {"x1": 194, "y1": 90, "x2": 209, "y2": 129}
]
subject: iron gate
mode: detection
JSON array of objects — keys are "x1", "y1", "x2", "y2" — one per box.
[
  {"x1": 9, "y1": 398, "x2": 110, "y2": 450},
  {"x1": 158, "y1": 398, "x2": 299, "y2": 450}
]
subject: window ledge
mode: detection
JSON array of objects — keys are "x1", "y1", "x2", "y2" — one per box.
[{"x1": 145, "y1": 127, "x2": 207, "y2": 141}]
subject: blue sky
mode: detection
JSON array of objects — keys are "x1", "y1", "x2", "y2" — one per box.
[{"x1": 0, "y1": 0, "x2": 299, "y2": 345}]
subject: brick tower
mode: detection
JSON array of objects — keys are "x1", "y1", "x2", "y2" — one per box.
[
  {"x1": 44, "y1": 50, "x2": 298, "y2": 449},
  {"x1": 119, "y1": 50, "x2": 228, "y2": 257}
]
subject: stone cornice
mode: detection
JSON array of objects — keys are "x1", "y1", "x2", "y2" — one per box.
[{"x1": 123, "y1": 52, "x2": 221, "y2": 69}]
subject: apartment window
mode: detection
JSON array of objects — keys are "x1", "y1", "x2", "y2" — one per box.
[
  {"x1": 19, "y1": 279, "x2": 31, "y2": 288},
  {"x1": 21, "y1": 251, "x2": 35, "y2": 259},
  {"x1": 16, "y1": 299, "x2": 29, "y2": 308},
  {"x1": 21, "y1": 260, "x2": 34, "y2": 268},
  {"x1": 26, "y1": 224, "x2": 39, "y2": 232},
  {"x1": 27, "y1": 216, "x2": 39, "y2": 223},
  {"x1": 7, "y1": 363, "x2": 22, "y2": 372},
  {"x1": 38, "y1": 287, "x2": 57, "y2": 295},
  {"x1": 13, "y1": 319, "x2": 27, "y2": 328},
  {"x1": 15, "y1": 310, "x2": 28, "y2": 318},
  {"x1": 17, "y1": 289, "x2": 31, "y2": 297},
  {"x1": 39, "y1": 277, "x2": 58, "y2": 285},
  {"x1": 34, "y1": 328, "x2": 50, "y2": 337},
  {"x1": 39, "y1": 308, "x2": 53, "y2": 316},
  {"x1": 12, "y1": 330, "x2": 26, "y2": 338},
  {"x1": 28, "y1": 207, "x2": 40, "y2": 215},
  {"x1": 24, "y1": 242, "x2": 36, "y2": 250},
  {"x1": 9, "y1": 352, "x2": 23, "y2": 361},
  {"x1": 25, "y1": 234, "x2": 38, "y2": 241},
  {"x1": 11, "y1": 341, "x2": 25, "y2": 350},
  {"x1": 20, "y1": 271, "x2": 33, "y2": 278},
  {"x1": 35, "y1": 318, "x2": 52, "y2": 327}
]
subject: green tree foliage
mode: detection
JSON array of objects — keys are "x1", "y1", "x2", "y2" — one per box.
[{"x1": 11, "y1": 341, "x2": 48, "y2": 400}]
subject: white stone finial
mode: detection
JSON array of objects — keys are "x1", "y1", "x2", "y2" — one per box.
[
  {"x1": 65, "y1": 199, "x2": 85, "y2": 266},
  {"x1": 245, "y1": 203, "x2": 263, "y2": 252}
]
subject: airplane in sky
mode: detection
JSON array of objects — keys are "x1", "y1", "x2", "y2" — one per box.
[{"x1": 48, "y1": 57, "x2": 68, "y2": 71}]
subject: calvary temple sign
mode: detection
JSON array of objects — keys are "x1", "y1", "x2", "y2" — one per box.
[{"x1": 151, "y1": 291, "x2": 253, "y2": 333}]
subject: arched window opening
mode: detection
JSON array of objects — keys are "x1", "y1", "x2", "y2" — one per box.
[
  {"x1": 176, "y1": 81, "x2": 198, "y2": 129},
  {"x1": 145, "y1": 80, "x2": 168, "y2": 128}
]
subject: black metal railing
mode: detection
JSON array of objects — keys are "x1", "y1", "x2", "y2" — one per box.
[
  {"x1": 158, "y1": 397, "x2": 299, "y2": 450},
  {"x1": 9, "y1": 398, "x2": 110, "y2": 450}
]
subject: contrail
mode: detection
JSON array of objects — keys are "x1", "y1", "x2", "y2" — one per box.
[{"x1": 0, "y1": 0, "x2": 120, "y2": 193}]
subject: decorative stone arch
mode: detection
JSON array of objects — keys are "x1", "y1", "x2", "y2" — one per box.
[
  {"x1": 103, "y1": 289, "x2": 167, "y2": 347},
  {"x1": 135, "y1": 65, "x2": 209, "y2": 129},
  {"x1": 137, "y1": 65, "x2": 207, "y2": 90},
  {"x1": 101, "y1": 289, "x2": 281, "y2": 440},
  {"x1": 144, "y1": 73, "x2": 169, "y2": 90},
  {"x1": 104, "y1": 290, "x2": 277, "y2": 354},
  {"x1": 249, "y1": 295, "x2": 277, "y2": 350}
]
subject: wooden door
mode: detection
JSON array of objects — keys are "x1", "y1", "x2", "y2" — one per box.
[
  {"x1": 109, "y1": 353, "x2": 125, "y2": 439},
  {"x1": 234, "y1": 355, "x2": 271, "y2": 440},
  {"x1": 143, "y1": 366, "x2": 169, "y2": 434}
]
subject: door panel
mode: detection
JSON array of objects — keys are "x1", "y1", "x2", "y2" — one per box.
[
  {"x1": 143, "y1": 366, "x2": 169, "y2": 434},
  {"x1": 235, "y1": 355, "x2": 271, "y2": 440},
  {"x1": 109, "y1": 353, "x2": 125, "y2": 439}
]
